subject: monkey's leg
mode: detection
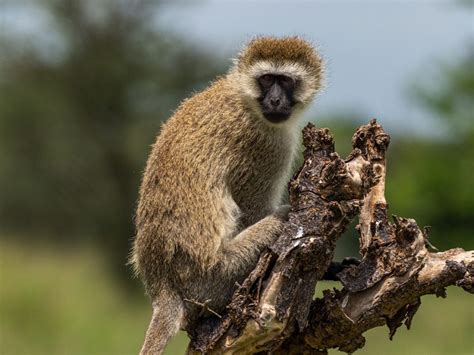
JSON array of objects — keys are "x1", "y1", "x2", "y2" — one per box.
[
  {"x1": 221, "y1": 215, "x2": 284, "y2": 270},
  {"x1": 194, "y1": 215, "x2": 284, "y2": 312}
]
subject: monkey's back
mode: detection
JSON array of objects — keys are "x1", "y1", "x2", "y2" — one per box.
[{"x1": 132, "y1": 78, "x2": 297, "y2": 297}]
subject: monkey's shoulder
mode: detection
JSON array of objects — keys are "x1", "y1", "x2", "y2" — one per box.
[{"x1": 168, "y1": 79, "x2": 243, "y2": 126}]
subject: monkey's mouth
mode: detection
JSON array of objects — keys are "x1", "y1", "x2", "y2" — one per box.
[
  {"x1": 262, "y1": 110, "x2": 292, "y2": 123},
  {"x1": 259, "y1": 100, "x2": 294, "y2": 124}
]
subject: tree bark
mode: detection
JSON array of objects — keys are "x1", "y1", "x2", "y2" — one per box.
[{"x1": 186, "y1": 120, "x2": 473, "y2": 354}]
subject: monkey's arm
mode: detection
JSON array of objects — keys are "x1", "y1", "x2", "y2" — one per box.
[
  {"x1": 219, "y1": 210, "x2": 357, "y2": 281},
  {"x1": 219, "y1": 215, "x2": 284, "y2": 275}
]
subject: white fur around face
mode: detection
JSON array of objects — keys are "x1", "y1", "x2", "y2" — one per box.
[{"x1": 235, "y1": 60, "x2": 320, "y2": 106}]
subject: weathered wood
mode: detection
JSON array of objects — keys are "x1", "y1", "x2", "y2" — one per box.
[{"x1": 186, "y1": 120, "x2": 473, "y2": 354}]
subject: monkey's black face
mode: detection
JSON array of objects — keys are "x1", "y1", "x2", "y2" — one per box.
[{"x1": 257, "y1": 74, "x2": 297, "y2": 123}]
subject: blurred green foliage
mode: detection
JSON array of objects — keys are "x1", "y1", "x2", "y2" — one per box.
[
  {"x1": 0, "y1": 0, "x2": 473, "y2": 354},
  {"x1": 0, "y1": 0, "x2": 223, "y2": 281},
  {"x1": 387, "y1": 49, "x2": 473, "y2": 251},
  {"x1": 318, "y1": 50, "x2": 474, "y2": 254},
  {"x1": 1, "y1": 240, "x2": 472, "y2": 354},
  {"x1": 0, "y1": 0, "x2": 471, "y2": 279}
]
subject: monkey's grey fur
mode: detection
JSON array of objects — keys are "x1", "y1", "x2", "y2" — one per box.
[{"x1": 130, "y1": 36, "x2": 323, "y2": 354}]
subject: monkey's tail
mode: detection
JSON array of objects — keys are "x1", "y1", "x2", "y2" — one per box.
[{"x1": 140, "y1": 288, "x2": 183, "y2": 355}]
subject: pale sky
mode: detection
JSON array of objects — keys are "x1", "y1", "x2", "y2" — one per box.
[
  {"x1": 1, "y1": 1, "x2": 472, "y2": 136},
  {"x1": 159, "y1": 1, "x2": 473, "y2": 137}
]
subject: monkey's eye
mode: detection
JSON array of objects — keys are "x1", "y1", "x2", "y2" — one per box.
[
  {"x1": 258, "y1": 74, "x2": 274, "y2": 88},
  {"x1": 278, "y1": 75, "x2": 296, "y2": 89}
]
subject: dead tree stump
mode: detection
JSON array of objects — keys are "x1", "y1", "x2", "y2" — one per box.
[{"x1": 186, "y1": 120, "x2": 473, "y2": 354}]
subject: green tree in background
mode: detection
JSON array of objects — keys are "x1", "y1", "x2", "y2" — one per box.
[
  {"x1": 315, "y1": 50, "x2": 474, "y2": 255},
  {"x1": 0, "y1": 0, "x2": 224, "y2": 282},
  {"x1": 0, "y1": 0, "x2": 471, "y2": 288},
  {"x1": 415, "y1": 49, "x2": 473, "y2": 137},
  {"x1": 385, "y1": 49, "x2": 474, "y2": 250}
]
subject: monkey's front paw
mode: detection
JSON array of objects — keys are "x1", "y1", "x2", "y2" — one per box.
[{"x1": 274, "y1": 204, "x2": 291, "y2": 221}]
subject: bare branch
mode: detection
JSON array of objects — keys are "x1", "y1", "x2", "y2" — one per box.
[
  {"x1": 186, "y1": 120, "x2": 473, "y2": 355},
  {"x1": 279, "y1": 120, "x2": 474, "y2": 354}
]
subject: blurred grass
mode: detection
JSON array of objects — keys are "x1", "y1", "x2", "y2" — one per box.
[{"x1": 1, "y1": 240, "x2": 473, "y2": 355}]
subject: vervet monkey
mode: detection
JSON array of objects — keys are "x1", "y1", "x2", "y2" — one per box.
[{"x1": 131, "y1": 36, "x2": 323, "y2": 354}]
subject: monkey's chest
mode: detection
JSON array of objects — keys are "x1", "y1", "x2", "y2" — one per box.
[{"x1": 229, "y1": 147, "x2": 291, "y2": 224}]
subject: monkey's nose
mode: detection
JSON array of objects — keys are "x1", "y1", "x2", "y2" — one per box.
[{"x1": 270, "y1": 98, "x2": 280, "y2": 107}]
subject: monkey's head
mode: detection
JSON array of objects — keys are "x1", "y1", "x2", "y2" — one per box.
[{"x1": 231, "y1": 36, "x2": 324, "y2": 125}]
